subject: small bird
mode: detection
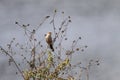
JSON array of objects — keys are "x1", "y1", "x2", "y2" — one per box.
[{"x1": 45, "y1": 32, "x2": 54, "y2": 51}]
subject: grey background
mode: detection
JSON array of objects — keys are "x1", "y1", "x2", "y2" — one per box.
[{"x1": 0, "y1": 0, "x2": 120, "y2": 80}]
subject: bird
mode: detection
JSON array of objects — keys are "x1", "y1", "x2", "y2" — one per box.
[{"x1": 45, "y1": 32, "x2": 54, "y2": 51}]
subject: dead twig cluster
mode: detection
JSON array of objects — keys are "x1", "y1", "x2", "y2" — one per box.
[{"x1": 0, "y1": 10, "x2": 100, "y2": 80}]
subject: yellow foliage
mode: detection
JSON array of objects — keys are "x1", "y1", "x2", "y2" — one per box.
[
  {"x1": 47, "y1": 51, "x2": 53, "y2": 68},
  {"x1": 56, "y1": 58, "x2": 69, "y2": 72}
]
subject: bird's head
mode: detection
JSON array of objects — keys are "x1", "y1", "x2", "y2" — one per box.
[
  {"x1": 47, "y1": 32, "x2": 52, "y2": 35},
  {"x1": 45, "y1": 32, "x2": 52, "y2": 37}
]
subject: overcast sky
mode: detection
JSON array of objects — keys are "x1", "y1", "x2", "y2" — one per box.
[{"x1": 0, "y1": 0, "x2": 120, "y2": 80}]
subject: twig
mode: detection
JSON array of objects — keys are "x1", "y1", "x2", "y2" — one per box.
[{"x1": 0, "y1": 46, "x2": 25, "y2": 80}]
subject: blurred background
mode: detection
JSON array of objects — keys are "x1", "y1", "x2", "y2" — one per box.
[{"x1": 0, "y1": 0, "x2": 120, "y2": 80}]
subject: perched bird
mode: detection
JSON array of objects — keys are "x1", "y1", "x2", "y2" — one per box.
[{"x1": 45, "y1": 32, "x2": 54, "y2": 51}]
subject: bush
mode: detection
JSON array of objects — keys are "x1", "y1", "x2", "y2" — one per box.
[{"x1": 0, "y1": 10, "x2": 100, "y2": 80}]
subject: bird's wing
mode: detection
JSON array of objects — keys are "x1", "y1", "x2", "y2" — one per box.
[{"x1": 46, "y1": 36, "x2": 53, "y2": 44}]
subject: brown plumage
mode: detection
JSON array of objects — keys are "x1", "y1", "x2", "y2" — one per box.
[{"x1": 45, "y1": 32, "x2": 54, "y2": 51}]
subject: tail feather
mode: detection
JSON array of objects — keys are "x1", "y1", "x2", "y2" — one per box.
[{"x1": 50, "y1": 44, "x2": 54, "y2": 52}]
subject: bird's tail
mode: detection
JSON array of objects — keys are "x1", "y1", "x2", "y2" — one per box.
[{"x1": 50, "y1": 44, "x2": 54, "y2": 52}]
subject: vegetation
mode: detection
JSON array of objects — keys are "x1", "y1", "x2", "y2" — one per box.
[{"x1": 0, "y1": 10, "x2": 100, "y2": 80}]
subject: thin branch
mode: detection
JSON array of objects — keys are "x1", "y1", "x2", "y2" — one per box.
[{"x1": 0, "y1": 46, "x2": 25, "y2": 80}]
